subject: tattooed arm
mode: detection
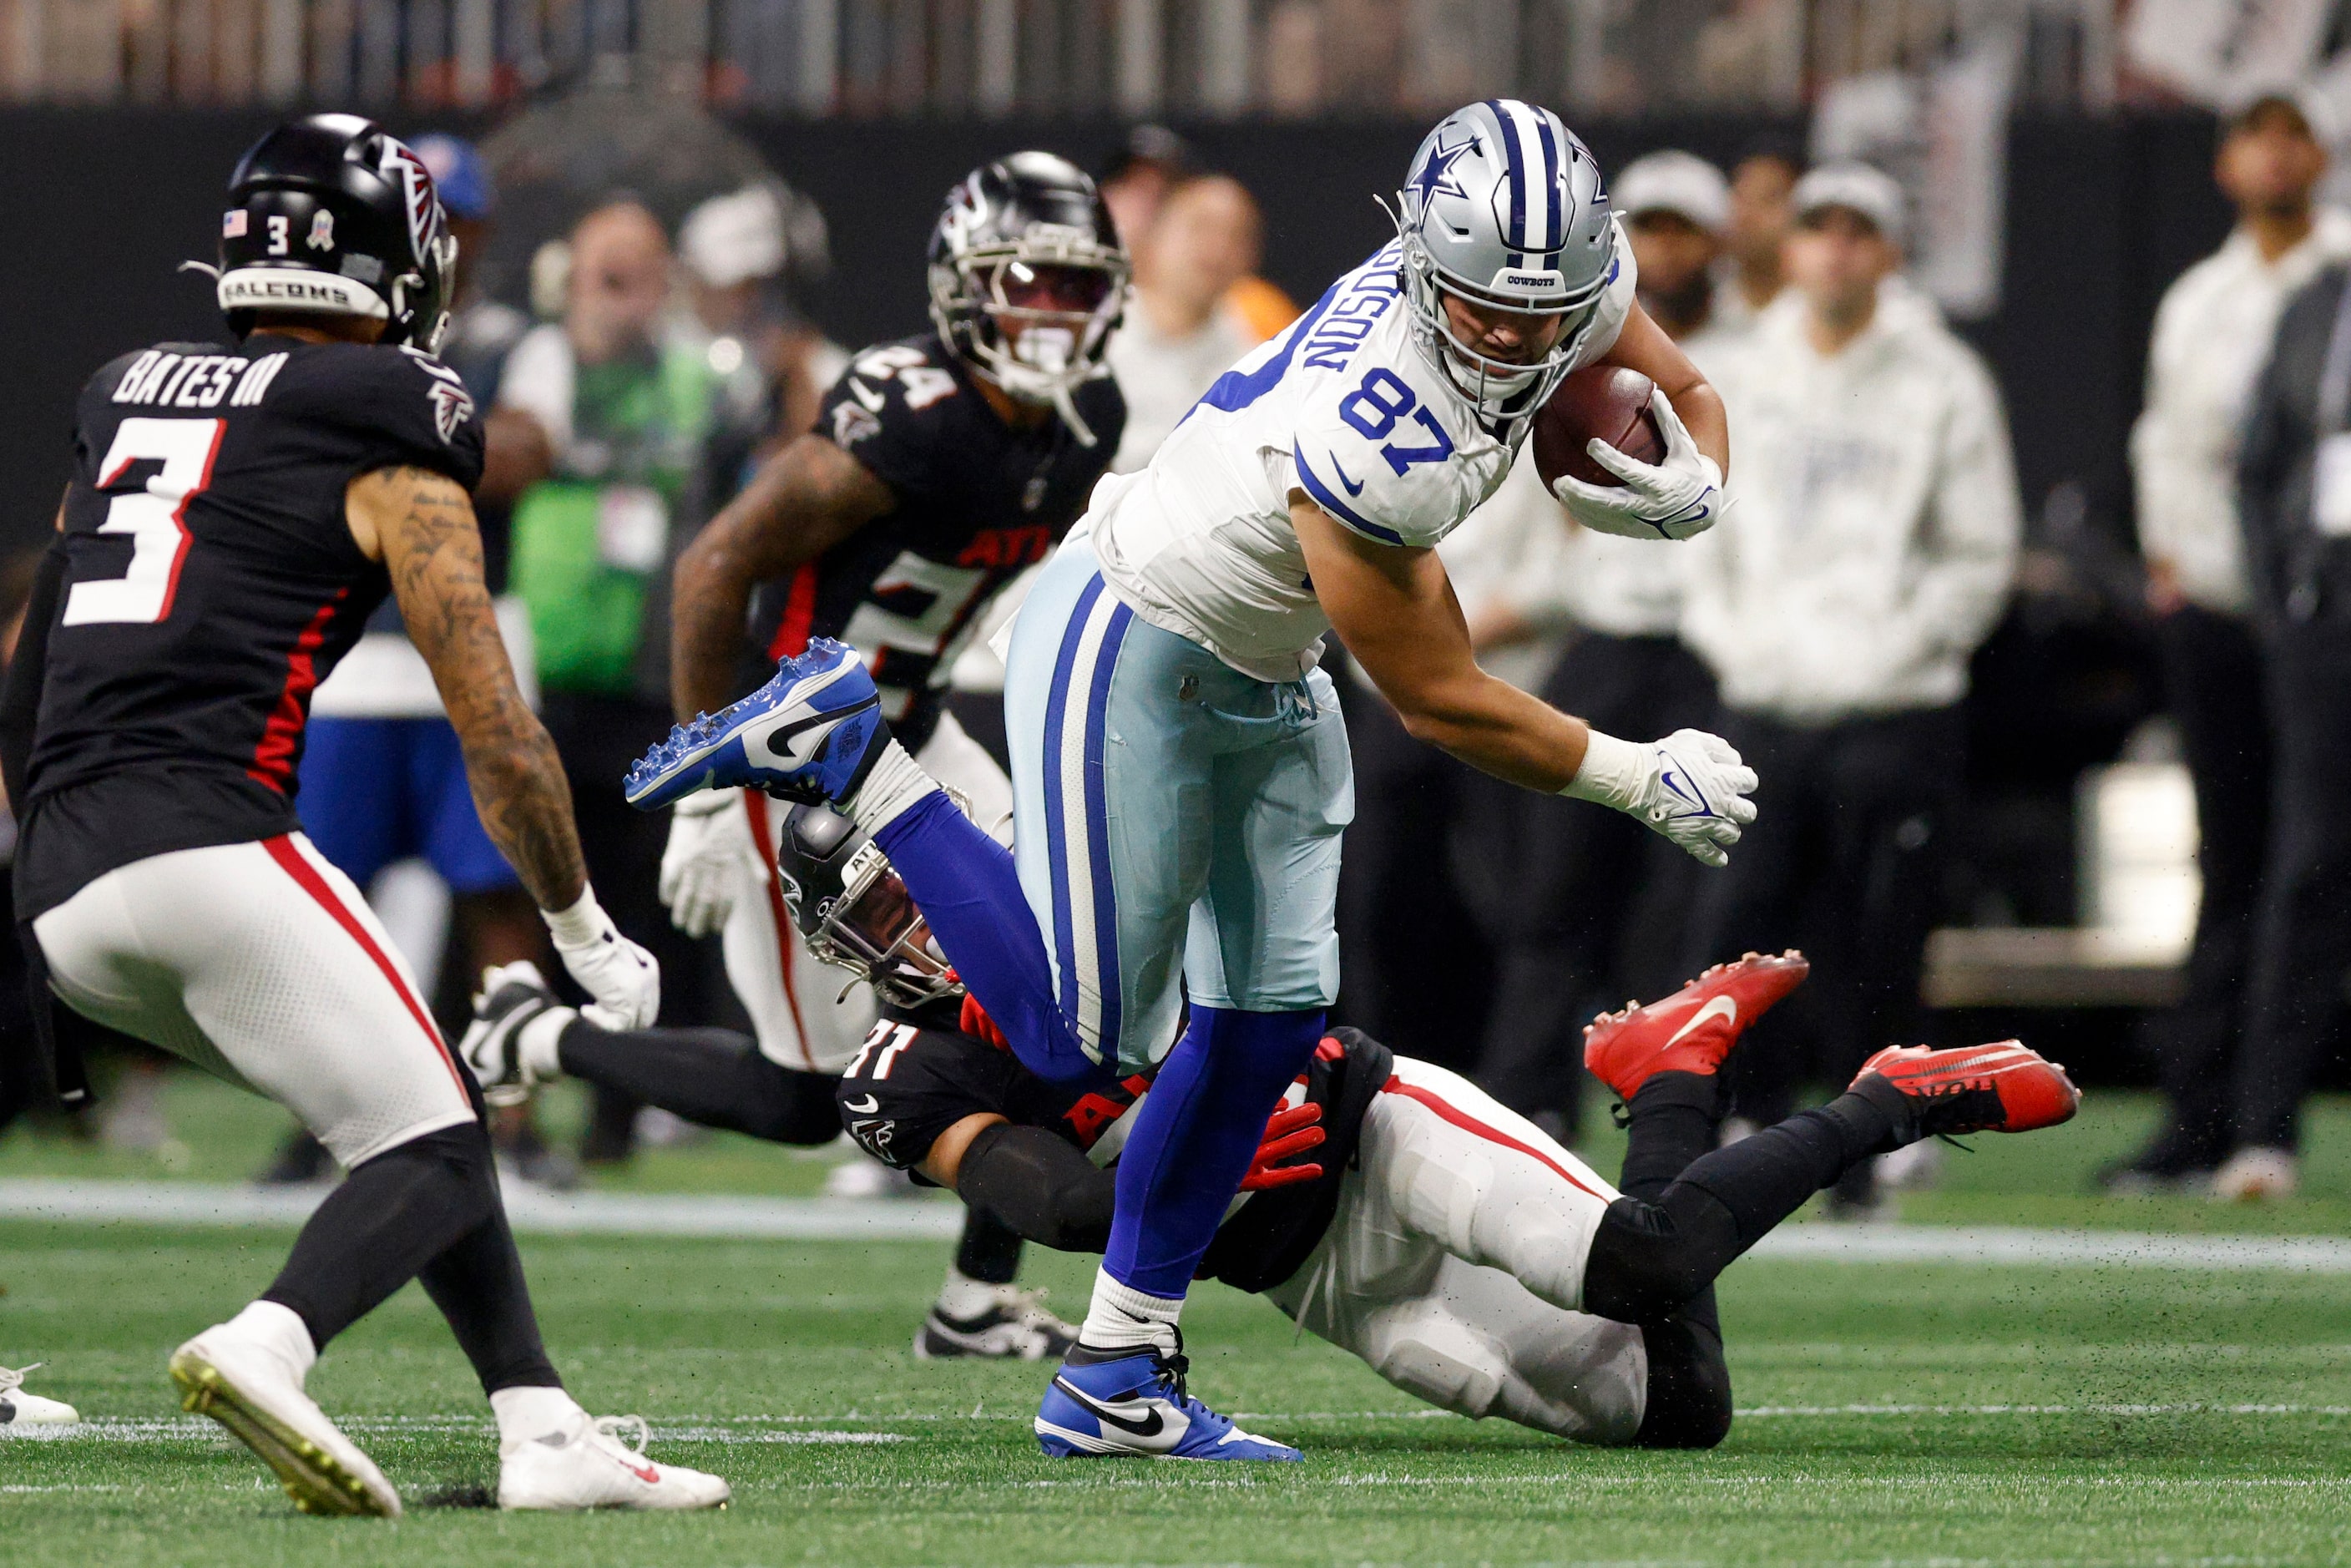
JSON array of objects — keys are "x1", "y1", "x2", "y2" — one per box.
[
  {"x1": 670, "y1": 432, "x2": 894, "y2": 721},
  {"x1": 346, "y1": 464, "x2": 586, "y2": 911}
]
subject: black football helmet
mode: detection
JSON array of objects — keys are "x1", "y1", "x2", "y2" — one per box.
[
  {"x1": 215, "y1": 114, "x2": 456, "y2": 352},
  {"x1": 776, "y1": 804, "x2": 963, "y2": 1010},
  {"x1": 928, "y1": 151, "x2": 1129, "y2": 446}
]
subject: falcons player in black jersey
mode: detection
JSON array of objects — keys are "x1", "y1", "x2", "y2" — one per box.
[
  {"x1": 453, "y1": 153, "x2": 1126, "y2": 1358},
  {"x1": 476, "y1": 804, "x2": 2081, "y2": 1452},
  {"x1": 0, "y1": 115, "x2": 723, "y2": 1515}
]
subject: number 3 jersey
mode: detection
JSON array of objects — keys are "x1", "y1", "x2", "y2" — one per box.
[
  {"x1": 1087, "y1": 239, "x2": 1631, "y2": 683},
  {"x1": 15, "y1": 334, "x2": 486, "y2": 919},
  {"x1": 746, "y1": 333, "x2": 1124, "y2": 751}
]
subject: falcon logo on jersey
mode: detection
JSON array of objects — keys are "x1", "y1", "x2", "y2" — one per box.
[
  {"x1": 427, "y1": 381, "x2": 473, "y2": 443},
  {"x1": 832, "y1": 401, "x2": 881, "y2": 448}
]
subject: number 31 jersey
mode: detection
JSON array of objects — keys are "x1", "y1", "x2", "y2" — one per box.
[
  {"x1": 1088, "y1": 237, "x2": 1632, "y2": 683},
  {"x1": 748, "y1": 333, "x2": 1125, "y2": 752},
  {"x1": 17, "y1": 333, "x2": 485, "y2": 919}
]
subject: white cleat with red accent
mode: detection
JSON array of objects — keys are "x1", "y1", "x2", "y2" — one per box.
[{"x1": 498, "y1": 1411, "x2": 731, "y2": 1511}]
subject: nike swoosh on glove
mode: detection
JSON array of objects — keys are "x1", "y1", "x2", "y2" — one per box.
[
  {"x1": 659, "y1": 790, "x2": 767, "y2": 938},
  {"x1": 1548, "y1": 385, "x2": 1726, "y2": 541},
  {"x1": 1631, "y1": 729, "x2": 1759, "y2": 867},
  {"x1": 544, "y1": 889, "x2": 662, "y2": 1030}
]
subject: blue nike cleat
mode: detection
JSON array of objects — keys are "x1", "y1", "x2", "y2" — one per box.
[
  {"x1": 1034, "y1": 1345, "x2": 1302, "y2": 1461},
  {"x1": 624, "y1": 637, "x2": 889, "y2": 811}
]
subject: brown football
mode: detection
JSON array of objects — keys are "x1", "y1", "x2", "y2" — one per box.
[{"x1": 1531, "y1": 365, "x2": 1666, "y2": 491}]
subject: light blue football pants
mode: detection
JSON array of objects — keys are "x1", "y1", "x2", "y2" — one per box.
[{"x1": 1004, "y1": 539, "x2": 1353, "y2": 1073}]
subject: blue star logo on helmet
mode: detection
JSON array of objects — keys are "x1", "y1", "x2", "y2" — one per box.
[{"x1": 1408, "y1": 135, "x2": 1476, "y2": 211}]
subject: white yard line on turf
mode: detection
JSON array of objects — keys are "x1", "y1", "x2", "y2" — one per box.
[
  {"x1": 3, "y1": 1176, "x2": 2348, "y2": 1272},
  {"x1": 0, "y1": 1416, "x2": 906, "y2": 1444}
]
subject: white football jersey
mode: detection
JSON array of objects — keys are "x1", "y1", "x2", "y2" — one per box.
[{"x1": 1086, "y1": 238, "x2": 1635, "y2": 682}]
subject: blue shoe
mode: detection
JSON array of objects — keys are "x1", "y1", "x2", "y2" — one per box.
[
  {"x1": 1034, "y1": 1346, "x2": 1301, "y2": 1461},
  {"x1": 624, "y1": 638, "x2": 888, "y2": 811}
]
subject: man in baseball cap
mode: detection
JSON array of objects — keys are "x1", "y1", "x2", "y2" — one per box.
[{"x1": 1612, "y1": 150, "x2": 1733, "y2": 341}]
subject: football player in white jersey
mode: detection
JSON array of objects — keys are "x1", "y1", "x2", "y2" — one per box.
[{"x1": 623, "y1": 99, "x2": 1757, "y2": 1461}]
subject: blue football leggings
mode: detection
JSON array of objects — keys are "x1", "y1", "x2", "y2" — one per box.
[
  {"x1": 873, "y1": 792, "x2": 1100, "y2": 1085},
  {"x1": 1103, "y1": 1004, "x2": 1326, "y2": 1297}
]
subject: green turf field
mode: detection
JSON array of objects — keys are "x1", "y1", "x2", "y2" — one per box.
[{"x1": 4, "y1": 1075, "x2": 2349, "y2": 1565}]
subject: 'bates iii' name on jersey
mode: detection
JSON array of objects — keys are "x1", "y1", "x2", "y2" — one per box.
[
  {"x1": 748, "y1": 333, "x2": 1125, "y2": 752},
  {"x1": 16, "y1": 333, "x2": 484, "y2": 920}
]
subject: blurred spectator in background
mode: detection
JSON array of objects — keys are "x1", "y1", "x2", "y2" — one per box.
[
  {"x1": 1107, "y1": 175, "x2": 1267, "y2": 473},
  {"x1": 278, "y1": 134, "x2": 564, "y2": 1187},
  {"x1": 499, "y1": 198, "x2": 735, "y2": 1164},
  {"x1": 1100, "y1": 129, "x2": 1296, "y2": 351},
  {"x1": 1436, "y1": 150, "x2": 1740, "y2": 1141},
  {"x1": 1716, "y1": 149, "x2": 1798, "y2": 330},
  {"x1": 1680, "y1": 164, "x2": 2020, "y2": 1214},
  {"x1": 2221, "y1": 137, "x2": 2351, "y2": 1201},
  {"x1": 678, "y1": 180, "x2": 849, "y2": 459},
  {"x1": 2115, "y1": 92, "x2": 2351, "y2": 1195}
]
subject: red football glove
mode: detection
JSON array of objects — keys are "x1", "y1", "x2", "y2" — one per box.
[
  {"x1": 958, "y1": 989, "x2": 1011, "y2": 1053},
  {"x1": 1239, "y1": 1101, "x2": 1327, "y2": 1191}
]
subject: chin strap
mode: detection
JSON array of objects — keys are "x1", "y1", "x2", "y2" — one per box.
[{"x1": 1050, "y1": 383, "x2": 1100, "y2": 448}]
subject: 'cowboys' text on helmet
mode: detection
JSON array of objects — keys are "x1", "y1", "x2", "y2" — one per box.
[{"x1": 1395, "y1": 99, "x2": 1620, "y2": 428}]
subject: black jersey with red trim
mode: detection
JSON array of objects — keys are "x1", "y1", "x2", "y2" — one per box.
[
  {"x1": 746, "y1": 334, "x2": 1121, "y2": 752},
  {"x1": 834, "y1": 1014, "x2": 1393, "y2": 1293},
  {"x1": 14, "y1": 333, "x2": 484, "y2": 919}
]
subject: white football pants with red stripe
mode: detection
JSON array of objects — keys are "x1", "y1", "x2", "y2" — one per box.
[
  {"x1": 33, "y1": 832, "x2": 475, "y2": 1168},
  {"x1": 1264, "y1": 1055, "x2": 1650, "y2": 1444},
  {"x1": 722, "y1": 711, "x2": 1014, "y2": 1074}
]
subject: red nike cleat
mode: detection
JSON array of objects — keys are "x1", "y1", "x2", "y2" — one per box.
[
  {"x1": 1582, "y1": 950, "x2": 1810, "y2": 1100},
  {"x1": 1853, "y1": 1041, "x2": 2081, "y2": 1136}
]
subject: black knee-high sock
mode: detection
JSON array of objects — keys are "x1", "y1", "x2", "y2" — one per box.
[
  {"x1": 954, "y1": 1210, "x2": 1024, "y2": 1287},
  {"x1": 1615, "y1": 1070, "x2": 1725, "y2": 1202},
  {"x1": 417, "y1": 1195, "x2": 560, "y2": 1393},
  {"x1": 557, "y1": 1019, "x2": 842, "y2": 1145},
  {"x1": 1586, "y1": 1076, "x2": 1902, "y2": 1324},
  {"x1": 263, "y1": 1121, "x2": 499, "y2": 1350}
]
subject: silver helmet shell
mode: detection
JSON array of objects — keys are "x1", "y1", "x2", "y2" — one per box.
[{"x1": 1395, "y1": 99, "x2": 1620, "y2": 427}]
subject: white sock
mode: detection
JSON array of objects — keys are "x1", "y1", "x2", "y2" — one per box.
[
  {"x1": 845, "y1": 741, "x2": 942, "y2": 837},
  {"x1": 490, "y1": 1383, "x2": 585, "y2": 1449},
  {"x1": 225, "y1": 1299, "x2": 316, "y2": 1384},
  {"x1": 519, "y1": 1006, "x2": 579, "y2": 1080},
  {"x1": 1076, "y1": 1267, "x2": 1182, "y2": 1358},
  {"x1": 935, "y1": 1267, "x2": 1002, "y2": 1321}
]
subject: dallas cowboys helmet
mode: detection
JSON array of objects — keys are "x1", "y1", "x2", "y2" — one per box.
[
  {"x1": 1395, "y1": 99, "x2": 1621, "y2": 427},
  {"x1": 776, "y1": 805, "x2": 963, "y2": 1011},
  {"x1": 216, "y1": 114, "x2": 458, "y2": 352},
  {"x1": 928, "y1": 152, "x2": 1129, "y2": 446}
]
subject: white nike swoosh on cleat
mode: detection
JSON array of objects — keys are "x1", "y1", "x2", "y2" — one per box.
[{"x1": 1666, "y1": 994, "x2": 1737, "y2": 1047}]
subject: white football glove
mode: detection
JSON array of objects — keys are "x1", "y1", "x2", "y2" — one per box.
[
  {"x1": 1563, "y1": 727, "x2": 1758, "y2": 867},
  {"x1": 542, "y1": 887, "x2": 661, "y2": 1030},
  {"x1": 658, "y1": 789, "x2": 767, "y2": 938},
  {"x1": 1548, "y1": 385, "x2": 1726, "y2": 542}
]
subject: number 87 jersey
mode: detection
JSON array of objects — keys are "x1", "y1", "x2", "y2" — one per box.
[
  {"x1": 18, "y1": 335, "x2": 484, "y2": 920},
  {"x1": 1088, "y1": 237, "x2": 1634, "y2": 685}
]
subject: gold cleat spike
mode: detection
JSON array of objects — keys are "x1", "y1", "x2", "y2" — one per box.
[{"x1": 169, "y1": 1347, "x2": 399, "y2": 1518}]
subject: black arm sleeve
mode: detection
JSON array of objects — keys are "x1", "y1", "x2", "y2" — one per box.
[
  {"x1": 0, "y1": 534, "x2": 67, "y2": 812},
  {"x1": 953, "y1": 1121, "x2": 1116, "y2": 1255}
]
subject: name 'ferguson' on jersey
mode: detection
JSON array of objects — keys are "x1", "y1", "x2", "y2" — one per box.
[
  {"x1": 745, "y1": 332, "x2": 1123, "y2": 751},
  {"x1": 1084, "y1": 235, "x2": 1633, "y2": 684},
  {"x1": 16, "y1": 335, "x2": 484, "y2": 920}
]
